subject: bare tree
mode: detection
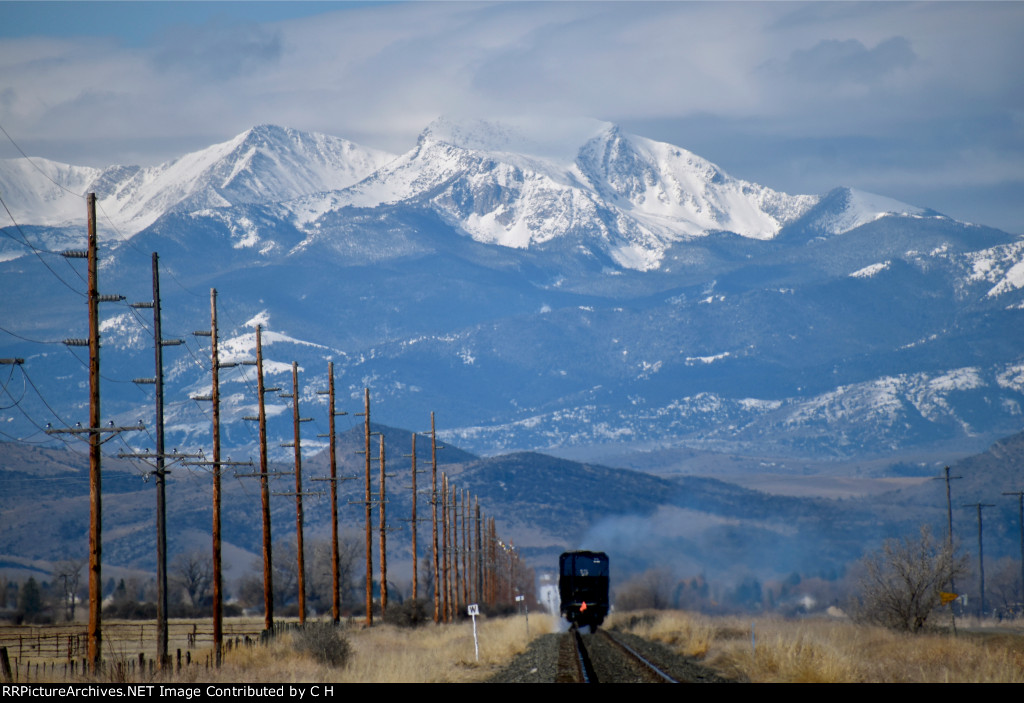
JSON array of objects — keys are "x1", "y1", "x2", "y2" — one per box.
[
  {"x1": 272, "y1": 540, "x2": 298, "y2": 607},
  {"x1": 855, "y1": 525, "x2": 966, "y2": 633},
  {"x1": 615, "y1": 567, "x2": 676, "y2": 611},
  {"x1": 987, "y1": 557, "x2": 1023, "y2": 616},
  {"x1": 309, "y1": 532, "x2": 364, "y2": 611},
  {"x1": 171, "y1": 550, "x2": 212, "y2": 609},
  {"x1": 53, "y1": 558, "x2": 86, "y2": 621}
]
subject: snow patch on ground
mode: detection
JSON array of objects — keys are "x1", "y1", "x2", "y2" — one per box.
[{"x1": 850, "y1": 261, "x2": 891, "y2": 278}]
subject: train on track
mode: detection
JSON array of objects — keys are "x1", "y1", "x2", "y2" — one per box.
[{"x1": 559, "y1": 550, "x2": 609, "y2": 629}]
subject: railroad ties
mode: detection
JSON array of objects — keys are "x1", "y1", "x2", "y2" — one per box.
[{"x1": 558, "y1": 626, "x2": 681, "y2": 684}]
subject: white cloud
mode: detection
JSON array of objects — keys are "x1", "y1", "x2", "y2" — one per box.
[{"x1": 1, "y1": 1, "x2": 1021, "y2": 231}]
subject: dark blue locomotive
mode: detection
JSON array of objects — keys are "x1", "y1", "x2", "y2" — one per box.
[{"x1": 559, "y1": 550, "x2": 609, "y2": 628}]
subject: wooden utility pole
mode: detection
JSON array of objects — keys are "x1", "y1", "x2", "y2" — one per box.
[
  {"x1": 256, "y1": 326, "x2": 274, "y2": 632},
  {"x1": 462, "y1": 488, "x2": 469, "y2": 607},
  {"x1": 1003, "y1": 491, "x2": 1024, "y2": 606},
  {"x1": 452, "y1": 481, "x2": 460, "y2": 614},
  {"x1": 409, "y1": 434, "x2": 419, "y2": 601},
  {"x1": 442, "y1": 472, "x2": 450, "y2": 621},
  {"x1": 237, "y1": 326, "x2": 286, "y2": 633},
  {"x1": 150, "y1": 253, "x2": 169, "y2": 668},
  {"x1": 122, "y1": 257, "x2": 198, "y2": 670},
  {"x1": 189, "y1": 290, "x2": 249, "y2": 665},
  {"x1": 362, "y1": 388, "x2": 373, "y2": 626},
  {"x1": 964, "y1": 502, "x2": 995, "y2": 616},
  {"x1": 430, "y1": 413, "x2": 440, "y2": 622},
  {"x1": 48, "y1": 194, "x2": 139, "y2": 672},
  {"x1": 475, "y1": 499, "x2": 482, "y2": 605},
  {"x1": 86, "y1": 193, "x2": 101, "y2": 672},
  {"x1": 378, "y1": 433, "x2": 388, "y2": 618},
  {"x1": 314, "y1": 362, "x2": 347, "y2": 623},
  {"x1": 491, "y1": 517, "x2": 499, "y2": 605},
  {"x1": 207, "y1": 290, "x2": 226, "y2": 665},
  {"x1": 934, "y1": 467, "x2": 962, "y2": 554},
  {"x1": 327, "y1": 365, "x2": 341, "y2": 622},
  {"x1": 284, "y1": 362, "x2": 309, "y2": 624}
]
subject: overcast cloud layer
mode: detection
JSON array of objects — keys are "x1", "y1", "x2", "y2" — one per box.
[{"x1": 1, "y1": 1, "x2": 1022, "y2": 233}]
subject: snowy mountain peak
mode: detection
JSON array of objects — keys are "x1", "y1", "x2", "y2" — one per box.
[
  {"x1": 1, "y1": 118, "x2": 970, "y2": 273},
  {"x1": 794, "y1": 186, "x2": 932, "y2": 238},
  {"x1": 318, "y1": 116, "x2": 820, "y2": 269},
  {"x1": 0, "y1": 125, "x2": 395, "y2": 237},
  {"x1": 573, "y1": 125, "x2": 817, "y2": 244},
  {"x1": 421, "y1": 114, "x2": 612, "y2": 163},
  {"x1": 98, "y1": 125, "x2": 396, "y2": 233}
]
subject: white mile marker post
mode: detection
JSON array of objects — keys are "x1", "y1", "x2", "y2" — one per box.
[
  {"x1": 468, "y1": 603, "x2": 480, "y2": 661},
  {"x1": 516, "y1": 594, "x2": 528, "y2": 638}
]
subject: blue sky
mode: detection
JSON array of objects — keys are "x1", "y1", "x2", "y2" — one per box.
[{"x1": 1, "y1": 1, "x2": 1022, "y2": 233}]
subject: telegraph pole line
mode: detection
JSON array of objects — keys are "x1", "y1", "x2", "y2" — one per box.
[
  {"x1": 47, "y1": 193, "x2": 135, "y2": 673},
  {"x1": 190, "y1": 290, "x2": 254, "y2": 665},
  {"x1": 356, "y1": 388, "x2": 373, "y2": 626},
  {"x1": 257, "y1": 327, "x2": 274, "y2": 632},
  {"x1": 442, "y1": 472, "x2": 450, "y2": 621},
  {"x1": 451, "y1": 481, "x2": 460, "y2": 615},
  {"x1": 1002, "y1": 491, "x2": 1024, "y2": 606},
  {"x1": 410, "y1": 434, "x2": 419, "y2": 601},
  {"x1": 489, "y1": 517, "x2": 497, "y2": 604},
  {"x1": 428, "y1": 412, "x2": 441, "y2": 623},
  {"x1": 275, "y1": 362, "x2": 316, "y2": 624},
  {"x1": 475, "y1": 498, "x2": 482, "y2": 606},
  {"x1": 85, "y1": 192, "x2": 101, "y2": 673},
  {"x1": 206, "y1": 288, "x2": 224, "y2": 665},
  {"x1": 933, "y1": 467, "x2": 962, "y2": 554},
  {"x1": 121, "y1": 252, "x2": 186, "y2": 669},
  {"x1": 235, "y1": 327, "x2": 293, "y2": 634},
  {"x1": 238, "y1": 326, "x2": 283, "y2": 633},
  {"x1": 933, "y1": 465, "x2": 963, "y2": 631},
  {"x1": 378, "y1": 433, "x2": 389, "y2": 618},
  {"x1": 964, "y1": 502, "x2": 995, "y2": 616},
  {"x1": 403, "y1": 434, "x2": 427, "y2": 602},
  {"x1": 462, "y1": 487, "x2": 470, "y2": 608},
  {"x1": 84, "y1": 192, "x2": 102, "y2": 672},
  {"x1": 313, "y1": 362, "x2": 349, "y2": 624},
  {"x1": 149, "y1": 252, "x2": 171, "y2": 669}
]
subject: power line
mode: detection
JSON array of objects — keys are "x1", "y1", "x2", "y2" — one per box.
[
  {"x1": 0, "y1": 192, "x2": 88, "y2": 297},
  {"x1": 0, "y1": 121, "x2": 86, "y2": 196}
]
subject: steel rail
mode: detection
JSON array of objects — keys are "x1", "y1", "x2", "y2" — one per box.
[
  {"x1": 572, "y1": 628, "x2": 598, "y2": 683},
  {"x1": 599, "y1": 629, "x2": 679, "y2": 683}
]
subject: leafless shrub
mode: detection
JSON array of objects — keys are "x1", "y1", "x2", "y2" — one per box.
[
  {"x1": 291, "y1": 622, "x2": 351, "y2": 668},
  {"x1": 384, "y1": 598, "x2": 431, "y2": 628},
  {"x1": 854, "y1": 525, "x2": 966, "y2": 633}
]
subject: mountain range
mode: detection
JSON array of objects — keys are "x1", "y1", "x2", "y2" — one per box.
[
  {"x1": 1, "y1": 117, "x2": 1023, "y2": 471},
  {"x1": 3, "y1": 424, "x2": 1022, "y2": 594}
]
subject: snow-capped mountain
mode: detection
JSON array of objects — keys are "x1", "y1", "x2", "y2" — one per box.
[
  {"x1": 296, "y1": 117, "x2": 818, "y2": 270},
  {"x1": 0, "y1": 124, "x2": 395, "y2": 234},
  {"x1": 1, "y1": 118, "x2": 1022, "y2": 467}
]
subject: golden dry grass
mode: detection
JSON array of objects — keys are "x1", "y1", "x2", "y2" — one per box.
[
  {"x1": 14, "y1": 610, "x2": 1023, "y2": 683},
  {"x1": 61, "y1": 613, "x2": 555, "y2": 684},
  {"x1": 610, "y1": 609, "x2": 1024, "y2": 683}
]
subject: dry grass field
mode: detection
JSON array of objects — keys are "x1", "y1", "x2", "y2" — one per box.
[
  {"x1": 1, "y1": 613, "x2": 554, "y2": 684},
  {"x1": 609, "y1": 610, "x2": 1024, "y2": 683},
  {"x1": 4, "y1": 610, "x2": 1022, "y2": 683}
]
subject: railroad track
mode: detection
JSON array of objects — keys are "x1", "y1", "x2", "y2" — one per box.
[{"x1": 560, "y1": 627, "x2": 682, "y2": 683}]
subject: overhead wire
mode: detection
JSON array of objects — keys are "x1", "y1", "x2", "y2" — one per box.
[
  {"x1": 1, "y1": 123, "x2": 359, "y2": 468},
  {"x1": 0, "y1": 362, "x2": 25, "y2": 409},
  {"x1": 0, "y1": 322, "x2": 65, "y2": 346},
  {"x1": 0, "y1": 122, "x2": 86, "y2": 196},
  {"x1": 0, "y1": 191, "x2": 88, "y2": 297}
]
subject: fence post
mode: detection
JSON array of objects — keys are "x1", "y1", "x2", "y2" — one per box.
[{"x1": 0, "y1": 647, "x2": 12, "y2": 683}]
